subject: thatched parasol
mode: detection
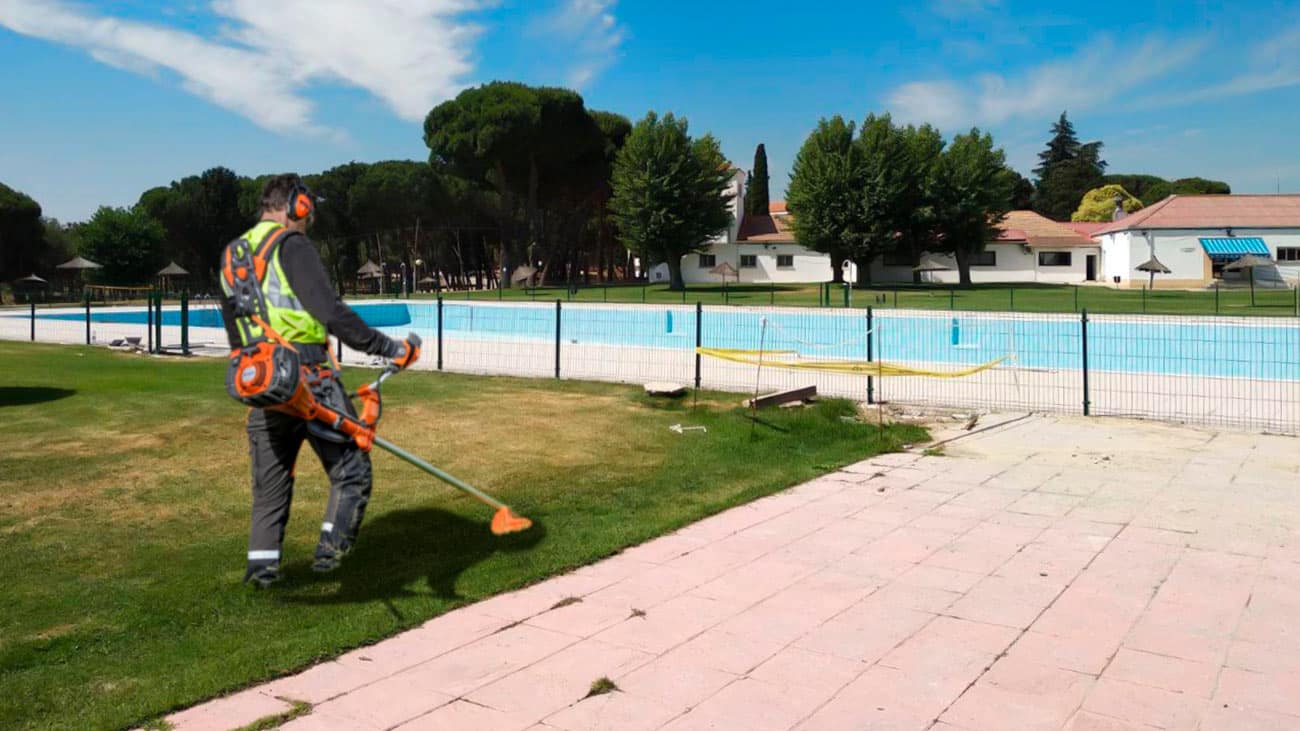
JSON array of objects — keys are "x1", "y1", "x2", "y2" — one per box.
[
  {"x1": 1225, "y1": 254, "x2": 1274, "y2": 306},
  {"x1": 56, "y1": 256, "x2": 101, "y2": 271},
  {"x1": 511, "y1": 265, "x2": 538, "y2": 286},
  {"x1": 356, "y1": 260, "x2": 382, "y2": 278},
  {"x1": 709, "y1": 261, "x2": 738, "y2": 286},
  {"x1": 16, "y1": 273, "x2": 47, "y2": 285},
  {"x1": 1135, "y1": 256, "x2": 1171, "y2": 290}
]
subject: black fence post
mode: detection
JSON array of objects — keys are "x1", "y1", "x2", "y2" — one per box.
[
  {"x1": 770, "y1": 282, "x2": 775, "y2": 305},
  {"x1": 84, "y1": 292, "x2": 91, "y2": 345},
  {"x1": 180, "y1": 290, "x2": 189, "y2": 355},
  {"x1": 893, "y1": 289, "x2": 898, "y2": 308},
  {"x1": 949, "y1": 286, "x2": 955, "y2": 310},
  {"x1": 1010, "y1": 287, "x2": 1014, "y2": 311},
  {"x1": 1081, "y1": 308, "x2": 1091, "y2": 416},
  {"x1": 642, "y1": 285, "x2": 646, "y2": 303},
  {"x1": 29, "y1": 299, "x2": 35, "y2": 342},
  {"x1": 1215, "y1": 285, "x2": 1220, "y2": 315},
  {"x1": 436, "y1": 295, "x2": 444, "y2": 371},
  {"x1": 554, "y1": 299, "x2": 562, "y2": 379},
  {"x1": 843, "y1": 282, "x2": 850, "y2": 308},
  {"x1": 866, "y1": 307, "x2": 875, "y2": 405},
  {"x1": 694, "y1": 301, "x2": 703, "y2": 389},
  {"x1": 1074, "y1": 286, "x2": 1079, "y2": 312},
  {"x1": 155, "y1": 291, "x2": 163, "y2": 352},
  {"x1": 1142, "y1": 285, "x2": 1147, "y2": 314},
  {"x1": 146, "y1": 292, "x2": 153, "y2": 353}
]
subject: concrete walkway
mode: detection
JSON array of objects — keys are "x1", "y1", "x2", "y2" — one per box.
[{"x1": 167, "y1": 415, "x2": 1300, "y2": 731}]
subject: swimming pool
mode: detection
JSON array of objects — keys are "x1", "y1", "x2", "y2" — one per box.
[{"x1": 31, "y1": 300, "x2": 1300, "y2": 381}]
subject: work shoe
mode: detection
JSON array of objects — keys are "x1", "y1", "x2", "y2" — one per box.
[
  {"x1": 312, "y1": 554, "x2": 342, "y2": 573},
  {"x1": 246, "y1": 566, "x2": 282, "y2": 589}
]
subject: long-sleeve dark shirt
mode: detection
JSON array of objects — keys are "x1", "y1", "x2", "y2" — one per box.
[{"x1": 222, "y1": 229, "x2": 395, "y2": 361}]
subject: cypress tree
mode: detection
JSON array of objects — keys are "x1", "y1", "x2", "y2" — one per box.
[{"x1": 744, "y1": 143, "x2": 770, "y2": 216}]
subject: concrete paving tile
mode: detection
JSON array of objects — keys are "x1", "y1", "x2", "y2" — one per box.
[
  {"x1": 524, "y1": 597, "x2": 636, "y2": 638},
  {"x1": 595, "y1": 594, "x2": 737, "y2": 654},
  {"x1": 308, "y1": 673, "x2": 457, "y2": 731},
  {"x1": 856, "y1": 527, "x2": 954, "y2": 564},
  {"x1": 1123, "y1": 606, "x2": 1235, "y2": 666},
  {"x1": 1082, "y1": 677, "x2": 1208, "y2": 730},
  {"x1": 257, "y1": 661, "x2": 385, "y2": 705},
  {"x1": 543, "y1": 690, "x2": 685, "y2": 730},
  {"x1": 794, "y1": 598, "x2": 934, "y2": 662},
  {"x1": 1063, "y1": 710, "x2": 1161, "y2": 730},
  {"x1": 660, "y1": 627, "x2": 786, "y2": 675},
  {"x1": 473, "y1": 574, "x2": 616, "y2": 622},
  {"x1": 748, "y1": 646, "x2": 867, "y2": 692},
  {"x1": 336, "y1": 610, "x2": 508, "y2": 676},
  {"x1": 867, "y1": 580, "x2": 963, "y2": 614},
  {"x1": 394, "y1": 699, "x2": 536, "y2": 731},
  {"x1": 466, "y1": 640, "x2": 653, "y2": 719},
  {"x1": 895, "y1": 563, "x2": 986, "y2": 593},
  {"x1": 685, "y1": 677, "x2": 837, "y2": 731},
  {"x1": 585, "y1": 563, "x2": 715, "y2": 610},
  {"x1": 947, "y1": 574, "x2": 1065, "y2": 629},
  {"x1": 392, "y1": 624, "x2": 577, "y2": 697},
  {"x1": 1199, "y1": 704, "x2": 1300, "y2": 731},
  {"x1": 617, "y1": 654, "x2": 738, "y2": 708},
  {"x1": 818, "y1": 662, "x2": 970, "y2": 726},
  {"x1": 1226, "y1": 638, "x2": 1300, "y2": 675},
  {"x1": 1009, "y1": 491, "x2": 1085, "y2": 517},
  {"x1": 1007, "y1": 630, "x2": 1120, "y2": 676},
  {"x1": 939, "y1": 656, "x2": 1094, "y2": 731},
  {"x1": 165, "y1": 689, "x2": 293, "y2": 731},
  {"x1": 688, "y1": 555, "x2": 817, "y2": 606},
  {"x1": 616, "y1": 534, "x2": 711, "y2": 564},
  {"x1": 1214, "y1": 667, "x2": 1300, "y2": 717},
  {"x1": 1103, "y1": 647, "x2": 1219, "y2": 698}
]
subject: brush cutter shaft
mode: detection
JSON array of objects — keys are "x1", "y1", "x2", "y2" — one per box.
[{"x1": 372, "y1": 435, "x2": 507, "y2": 511}]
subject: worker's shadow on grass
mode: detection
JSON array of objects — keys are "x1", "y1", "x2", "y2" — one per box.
[
  {"x1": 280, "y1": 507, "x2": 545, "y2": 608},
  {"x1": 0, "y1": 386, "x2": 76, "y2": 407}
]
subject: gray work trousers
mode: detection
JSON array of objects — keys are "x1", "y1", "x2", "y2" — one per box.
[{"x1": 243, "y1": 371, "x2": 372, "y2": 580}]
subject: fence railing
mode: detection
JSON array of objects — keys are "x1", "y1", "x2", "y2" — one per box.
[{"x1": 6, "y1": 296, "x2": 1300, "y2": 434}]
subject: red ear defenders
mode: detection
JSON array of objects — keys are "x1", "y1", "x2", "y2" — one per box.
[{"x1": 287, "y1": 181, "x2": 315, "y2": 222}]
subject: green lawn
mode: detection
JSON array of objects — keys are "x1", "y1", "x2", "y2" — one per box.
[
  {"x1": 383, "y1": 281, "x2": 1300, "y2": 317},
  {"x1": 0, "y1": 342, "x2": 925, "y2": 730}
]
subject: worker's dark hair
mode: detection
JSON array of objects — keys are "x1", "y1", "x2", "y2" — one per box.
[{"x1": 259, "y1": 174, "x2": 305, "y2": 214}]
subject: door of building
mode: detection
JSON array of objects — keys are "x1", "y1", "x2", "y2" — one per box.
[{"x1": 1086, "y1": 255, "x2": 1097, "y2": 281}]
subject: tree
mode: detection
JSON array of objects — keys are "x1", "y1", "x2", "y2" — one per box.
[
  {"x1": 609, "y1": 111, "x2": 733, "y2": 291},
  {"x1": 744, "y1": 143, "x2": 770, "y2": 217},
  {"x1": 0, "y1": 182, "x2": 45, "y2": 287},
  {"x1": 72, "y1": 206, "x2": 165, "y2": 285},
  {"x1": 1072, "y1": 184, "x2": 1144, "y2": 222},
  {"x1": 786, "y1": 116, "x2": 862, "y2": 284},
  {"x1": 1104, "y1": 174, "x2": 1230, "y2": 205},
  {"x1": 1033, "y1": 112, "x2": 1107, "y2": 220},
  {"x1": 854, "y1": 114, "x2": 913, "y2": 284},
  {"x1": 892, "y1": 123, "x2": 945, "y2": 282},
  {"x1": 425, "y1": 82, "x2": 606, "y2": 284},
  {"x1": 932, "y1": 128, "x2": 1015, "y2": 286},
  {"x1": 1008, "y1": 169, "x2": 1035, "y2": 209},
  {"x1": 137, "y1": 167, "x2": 247, "y2": 288}
]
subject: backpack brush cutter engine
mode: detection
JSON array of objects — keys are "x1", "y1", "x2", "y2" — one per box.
[{"x1": 271, "y1": 363, "x2": 533, "y2": 536}]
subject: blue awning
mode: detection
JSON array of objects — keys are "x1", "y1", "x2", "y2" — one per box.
[{"x1": 1199, "y1": 237, "x2": 1270, "y2": 260}]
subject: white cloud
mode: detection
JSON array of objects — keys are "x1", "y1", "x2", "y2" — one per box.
[
  {"x1": 533, "y1": 0, "x2": 624, "y2": 88},
  {"x1": 1146, "y1": 23, "x2": 1300, "y2": 106},
  {"x1": 0, "y1": 0, "x2": 481, "y2": 135},
  {"x1": 886, "y1": 35, "x2": 1206, "y2": 130}
]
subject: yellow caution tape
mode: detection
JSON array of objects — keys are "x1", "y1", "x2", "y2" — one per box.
[{"x1": 696, "y1": 348, "x2": 1008, "y2": 378}]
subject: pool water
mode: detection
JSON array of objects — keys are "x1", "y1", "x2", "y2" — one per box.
[{"x1": 32, "y1": 301, "x2": 1300, "y2": 380}]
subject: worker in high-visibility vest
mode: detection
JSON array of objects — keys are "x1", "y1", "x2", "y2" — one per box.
[{"x1": 219, "y1": 173, "x2": 419, "y2": 588}]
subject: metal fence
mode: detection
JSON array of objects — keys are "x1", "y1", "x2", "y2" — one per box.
[{"x1": 6, "y1": 297, "x2": 1300, "y2": 434}]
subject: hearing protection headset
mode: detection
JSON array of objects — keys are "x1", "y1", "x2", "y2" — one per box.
[{"x1": 286, "y1": 180, "x2": 315, "y2": 222}]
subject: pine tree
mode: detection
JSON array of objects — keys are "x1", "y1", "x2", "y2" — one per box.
[
  {"x1": 744, "y1": 143, "x2": 770, "y2": 216},
  {"x1": 1033, "y1": 112, "x2": 1081, "y2": 179},
  {"x1": 1033, "y1": 112, "x2": 1107, "y2": 220}
]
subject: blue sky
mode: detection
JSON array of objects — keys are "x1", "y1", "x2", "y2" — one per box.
[{"x1": 2, "y1": 0, "x2": 1299, "y2": 222}]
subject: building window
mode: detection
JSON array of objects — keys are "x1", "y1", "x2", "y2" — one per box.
[
  {"x1": 971, "y1": 250, "x2": 997, "y2": 267},
  {"x1": 698, "y1": 254, "x2": 716, "y2": 268},
  {"x1": 739, "y1": 254, "x2": 757, "y2": 268},
  {"x1": 1278, "y1": 247, "x2": 1300, "y2": 262},
  {"x1": 883, "y1": 251, "x2": 911, "y2": 267},
  {"x1": 776, "y1": 255, "x2": 794, "y2": 268},
  {"x1": 1038, "y1": 251, "x2": 1072, "y2": 267}
]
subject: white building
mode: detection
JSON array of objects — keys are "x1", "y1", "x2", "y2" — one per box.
[
  {"x1": 1094, "y1": 195, "x2": 1300, "y2": 288},
  {"x1": 868, "y1": 210, "x2": 1101, "y2": 285}
]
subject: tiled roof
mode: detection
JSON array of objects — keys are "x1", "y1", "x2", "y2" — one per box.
[
  {"x1": 769, "y1": 201, "x2": 787, "y2": 214},
  {"x1": 1063, "y1": 221, "x2": 1108, "y2": 238},
  {"x1": 738, "y1": 213, "x2": 796, "y2": 242},
  {"x1": 997, "y1": 210, "x2": 1098, "y2": 248},
  {"x1": 1094, "y1": 195, "x2": 1300, "y2": 235}
]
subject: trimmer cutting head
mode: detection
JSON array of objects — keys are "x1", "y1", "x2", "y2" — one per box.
[{"x1": 491, "y1": 507, "x2": 534, "y2": 535}]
